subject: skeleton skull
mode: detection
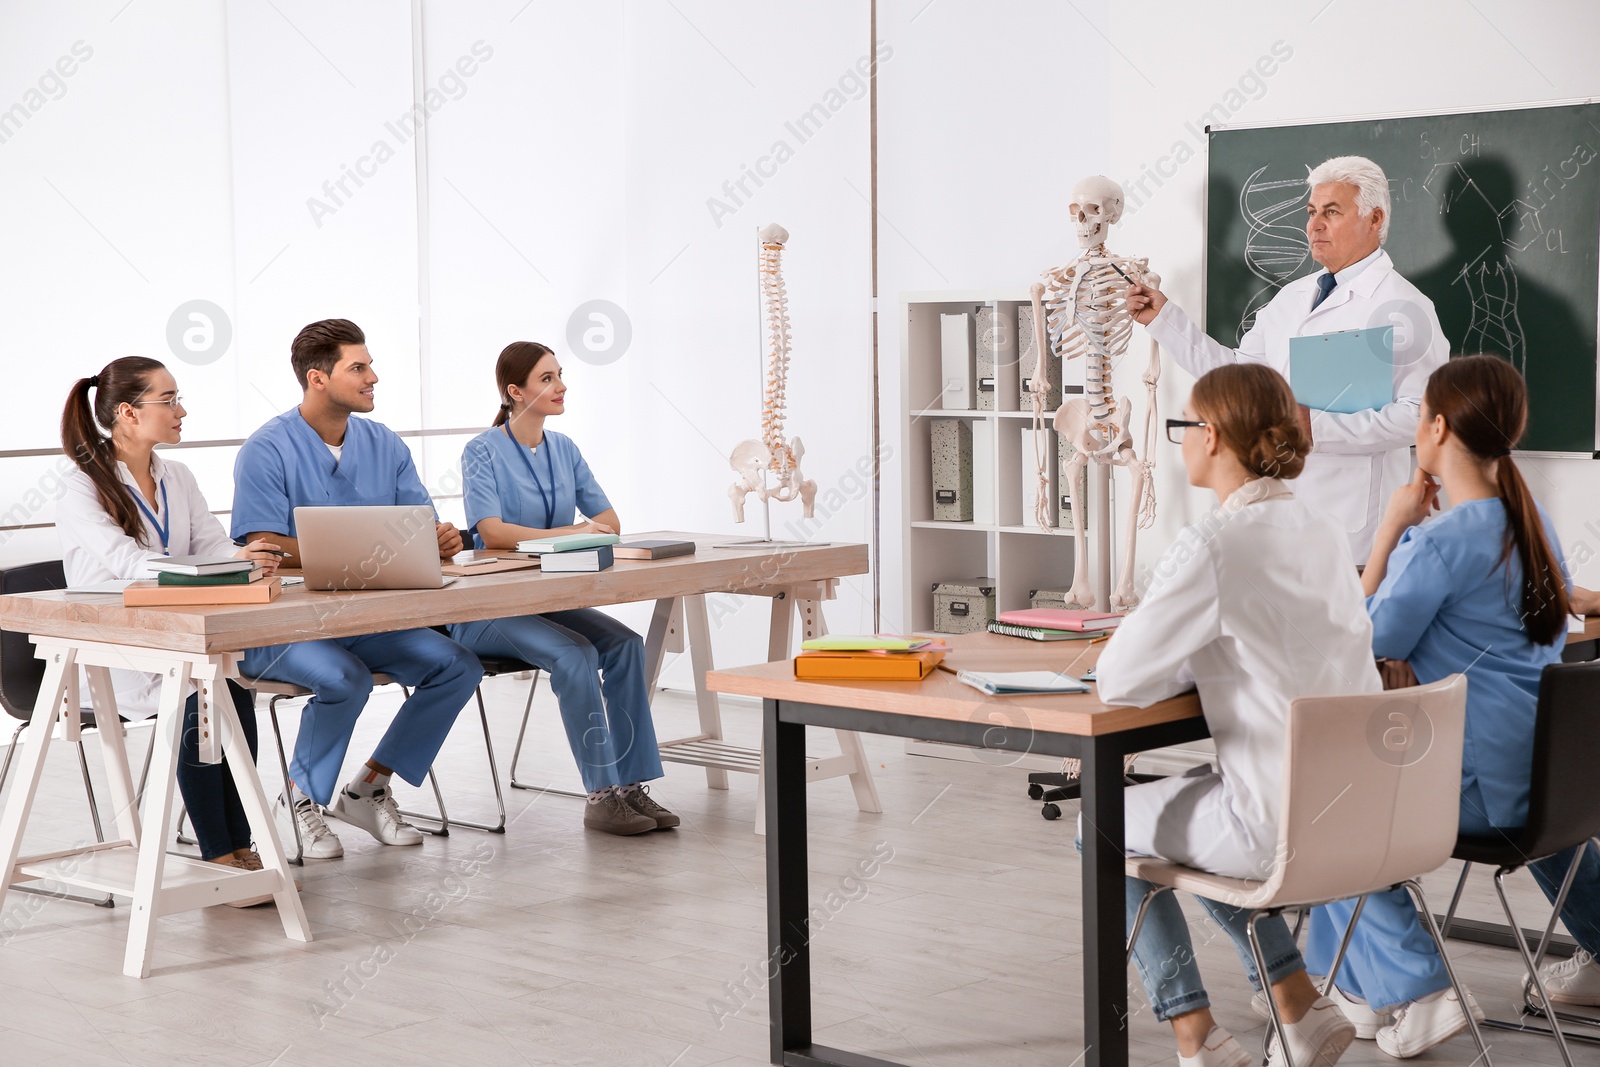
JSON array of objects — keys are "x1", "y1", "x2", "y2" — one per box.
[{"x1": 1069, "y1": 175, "x2": 1125, "y2": 249}]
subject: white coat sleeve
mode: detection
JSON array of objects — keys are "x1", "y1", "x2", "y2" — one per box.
[
  {"x1": 1144, "y1": 298, "x2": 1270, "y2": 381},
  {"x1": 178, "y1": 468, "x2": 238, "y2": 558},
  {"x1": 1094, "y1": 527, "x2": 1221, "y2": 707},
  {"x1": 55, "y1": 472, "x2": 165, "y2": 583},
  {"x1": 1307, "y1": 296, "x2": 1448, "y2": 455}
]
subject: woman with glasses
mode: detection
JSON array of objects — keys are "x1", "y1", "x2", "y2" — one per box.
[
  {"x1": 1092, "y1": 363, "x2": 1382, "y2": 1067},
  {"x1": 58, "y1": 357, "x2": 285, "y2": 903}
]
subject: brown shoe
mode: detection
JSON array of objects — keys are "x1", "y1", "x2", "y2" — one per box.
[
  {"x1": 623, "y1": 785, "x2": 680, "y2": 829},
  {"x1": 583, "y1": 790, "x2": 657, "y2": 835},
  {"x1": 231, "y1": 850, "x2": 302, "y2": 891},
  {"x1": 211, "y1": 856, "x2": 274, "y2": 908}
]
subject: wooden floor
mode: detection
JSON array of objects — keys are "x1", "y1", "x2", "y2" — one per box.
[{"x1": 0, "y1": 674, "x2": 1589, "y2": 1065}]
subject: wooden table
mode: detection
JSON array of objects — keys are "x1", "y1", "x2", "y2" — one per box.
[
  {"x1": 0, "y1": 534, "x2": 868, "y2": 977},
  {"x1": 707, "y1": 632, "x2": 1208, "y2": 1067}
]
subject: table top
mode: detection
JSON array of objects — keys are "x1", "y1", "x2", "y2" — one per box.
[
  {"x1": 707, "y1": 631, "x2": 1203, "y2": 737},
  {"x1": 0, "y1": 534, "x2": 867, "y2": 655}
]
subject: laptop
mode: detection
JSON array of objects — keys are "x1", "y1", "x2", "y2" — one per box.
[{"x1": 293, "y1": 505, "x2": 457, "y2": 591}]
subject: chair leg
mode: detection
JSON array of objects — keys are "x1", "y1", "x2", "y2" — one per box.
[
  {"x1": 1522, "y1": 841, "x2": 1600, "y2": 1036},
  {"x1": 1124, "y1": 884, "x2": 1173, "y2": 966},
  {"x1": 1485, "y1": 864, "x2": 1576, "y2": 1067},
  {"x1": 1320, "y1": 892, "x2": 1369, "y2": 1002},
  {"x1": 1402, "y1": 878, "x2": 1496, "y2": 1066},
  {"x1": 399, "y1": 685, "x2": 508, "y2": 834},
  {"x1": 1289, "y1": 906, "x2": 1306, "y2": 944},
  {"x1": 0, "y1": 718, "x2": 26, "y2": 797},
  {"x1": 267, "y1": 697, "x2": 304, "y2": 867},
  {"x1": 1440, "y1": 860, "x2": 1473, "y2": 941},
  {"x1": 1248, "y1": 909, "x2": 1297, "y2": 1067},
  {"x1": 175, "y1": 805, "x2": 196, "y2": 847},
  {"x1": 135, "y1": 719, "x2": 159, "y2": 807},
  {"x1": 507, "y1": 671, "x2": 543, "y2": 791}
]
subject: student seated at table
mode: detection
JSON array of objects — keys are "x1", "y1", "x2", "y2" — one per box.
[
  {"x1": 449, "y1": 341, "x2": 676, "y2": 837},
  {"x1": 232, "y1": 319, "x2": 482, "y2": 859},
  {"x1": 1300, "y1": 355, "x2": 1581, "y2": 1058},
  {"x1": 1094, "y1": 363, "x2": 1382, "y2": 1067},
  {"x1": 57, "y1": 358, "x2": 286, "y2": 902}
]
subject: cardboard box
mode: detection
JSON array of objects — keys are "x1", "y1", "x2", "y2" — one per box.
[
  {"x1": 930, "y1": 418, "x2": 974, "y2": 521},
  {"x1": 932, "y1": 577, "x2": 996, "y2": 634}
]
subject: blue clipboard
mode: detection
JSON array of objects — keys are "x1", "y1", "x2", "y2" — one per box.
[{"x1": 1289, "y1": 326, "x2": 1395, "y2": 414}]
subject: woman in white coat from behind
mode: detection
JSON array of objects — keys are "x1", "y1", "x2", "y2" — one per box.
[{"x1": 1094, "y1": 364, "x2": 1382, "y2": 1067}]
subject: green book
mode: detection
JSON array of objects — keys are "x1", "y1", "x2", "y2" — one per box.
[
  {"x1": 157, "y1": 567, "x2": 265, "y2": 586},
  {"x1": 515, "y1": 533, "x2": 622, "y2": 553}
]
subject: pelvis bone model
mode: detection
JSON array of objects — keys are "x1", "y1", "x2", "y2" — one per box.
[
  {"x1": 728, "y1": 223, "x2": 818, "y2": 524},
  {"x1": 1028, "y1": 176, "x2": 1161, "y2": 611}
]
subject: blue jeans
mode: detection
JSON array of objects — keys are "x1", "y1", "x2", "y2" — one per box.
[
  {"x1": 241, "y1": 629, "x2": 482, "y2": 805},
  {"x1": 1302, "y1": 777, "x2": 1600, "y2": 1009},
  {"x1": 1077, "y1": 833, "x2": 1306, "y2": 1021},
  {"x1": 178, "y1": 679, "x2": 259, "y2": 861},
  {"x1": 451, "y1": 609, "x2": 664, "y2": 793}
]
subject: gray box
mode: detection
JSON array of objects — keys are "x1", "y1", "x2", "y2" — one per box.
[
  {"x1": 932, "y1": 578, "x2": 996, "y2": 634},
  {"x1": 1018, "y1": 304, "x2": 1062, "y2": 409},
  {"x1": 1058, "y1": 435, "x2": 1087, "y2": 529},
  {"x1": 1029, "y1": 588, "x2": 1073, "y2": 611},
  {"x1": 974, "y1": 306, "x2": 999, "y2": 410},
  {"x1": 930, "y1": 418, "x2": 974, "y2": 521}
]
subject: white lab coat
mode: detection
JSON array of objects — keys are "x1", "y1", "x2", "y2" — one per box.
[
  {"x1": 1146, "y1": 249, "x2": 1449, "y2": 559},
  {"x1": 1095, "y1": 479, "x2": 1382, "y2": 880},
  {"x1": 57, "y1": 454, "x2": 238, "y2": 719}
]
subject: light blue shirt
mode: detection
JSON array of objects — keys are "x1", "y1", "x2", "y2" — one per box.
[
  {"x1": 1367, "y1": 498, "x2": 1570, "y2": 828},
  {"x1": 231, "y1": 408, "x2": 433, "y2": 539},
  {"x1": 460, "y1": 425, "x2": 611, "y2": 549}
]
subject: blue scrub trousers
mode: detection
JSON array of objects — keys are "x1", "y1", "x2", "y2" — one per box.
[
  {"x1": 179, "y1": 679, "x2": 259, "y2": 861},
  {"x1": 240, "y1": 629, "x2": 482, "y2": 805},
  {"x1": 451, "y1": 609, "x2": 664, "y2": 793},
  {"x1": 1303, "y1": 777, "x2": 1597, "y2": 1010}
]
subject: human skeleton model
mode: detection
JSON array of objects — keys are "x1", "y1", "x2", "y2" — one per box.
[
  {"x1": 1028, "y1": 176, "x2": 1161, "y2": 611},
  {"x1": 729, "y1": 223, "x2": 818, "y2": 524}
]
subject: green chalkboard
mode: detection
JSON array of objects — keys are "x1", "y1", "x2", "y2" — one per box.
[{"x1": 1205, "y1": 102, "x2": 1600, "y2": 455}]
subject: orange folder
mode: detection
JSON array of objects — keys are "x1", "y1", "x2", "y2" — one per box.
[{"x1": 792, "y1": 649, "x2": 947, "y2": 681}]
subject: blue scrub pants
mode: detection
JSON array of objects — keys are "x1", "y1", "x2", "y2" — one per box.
[
  {"x1": 179, "y1": 679, "x2": 259, "y2": 861},
  {"x1": 451, "y1": 609, "x2": 664, "y2": 793},
  {"x1": 1303, "y1": 778, "x2": 1600, "y2": 1009},
  {"x1": 241, "y1": 630, "x2": 482, "y2": 805}
]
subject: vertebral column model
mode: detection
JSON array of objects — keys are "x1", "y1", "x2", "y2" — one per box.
[
  {"x1": 729, "y1": 223, "x2": 818, "y2": 523},
  {"x1": 1027, "y1": 176, "x2": 1160, "y2": 611}
]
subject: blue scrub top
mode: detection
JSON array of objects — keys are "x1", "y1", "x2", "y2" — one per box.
[
  {"x1": 460, "y1": 425, "x2": 610, "y2": 549},
  {"x1": 231, "y1": 408, "x2": 434, "y2": 539},
  {"x1": 1366, "y1": 497, "x2": 1569, "y2": 829}
]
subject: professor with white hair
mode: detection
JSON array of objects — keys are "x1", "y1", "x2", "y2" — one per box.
[{"x1": 1127, "y1": 155, "x2": 1448, "y2": 558}]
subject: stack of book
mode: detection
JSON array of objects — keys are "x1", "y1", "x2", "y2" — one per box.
[
  {"x1": 124, "y1": 556, "x2": 281, "y2": 605},
  {"x1": 514, "y1": 533, "x2": 622, "y2": 573},
  {"x1": 793, "y1": 635, "x2": 950, "y2": 681},
  {"x1": 986, "y1": 607, "x2": 1124, "y2": 642}
]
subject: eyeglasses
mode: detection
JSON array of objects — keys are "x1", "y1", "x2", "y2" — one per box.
[
  {"x1": 1166, "y1": 418, "x2": 1207, "y2": 444},
  {"x1": 130, "y1": 397, "x2": 184, "y2": 411}
]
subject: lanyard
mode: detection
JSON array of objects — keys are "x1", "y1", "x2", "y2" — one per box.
[
  {"x1": 503, "y1": 424, "x2": 556, "y2": 531},
  {"x1": 132, "y1": 479, "x2": 171, "y2": 552}
]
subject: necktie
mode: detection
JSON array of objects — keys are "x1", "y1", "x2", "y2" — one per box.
[{"x1": 1312, "y1": 272, "x2": 1337, "y2": 310}]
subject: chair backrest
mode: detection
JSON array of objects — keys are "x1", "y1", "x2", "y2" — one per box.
[
  {"x1": 0, "y1": 560, "x2": 67, "y2": 722},
  {"x1": 1267, "y1": 674, "x2": 1468, "y2": 905},
  {"x1": 1521, "y1": 659, "x2": 1600, "y2": 859}
]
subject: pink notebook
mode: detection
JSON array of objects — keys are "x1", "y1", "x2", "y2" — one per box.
[{"x1": 995, "y1": 607, "x2": 1124, "y2": 632}]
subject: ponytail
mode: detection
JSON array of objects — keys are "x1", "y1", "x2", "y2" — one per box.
[
  {"x1": 59, "y1": 358, "x2": 166, "y2": 545},
  {"x1": 1423, "y1": 355, "x2": 1570, "y2": 645}
]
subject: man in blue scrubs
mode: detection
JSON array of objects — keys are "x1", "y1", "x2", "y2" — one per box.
[{"x1": 233, "y1": 319, "x2": 482, "y2": 859}]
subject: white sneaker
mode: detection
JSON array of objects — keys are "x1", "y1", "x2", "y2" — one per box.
[
  {"x1": 1252, "y1": 983, "x2": 1388, "y2": 1039},
  {"x1": 1535, "y1": 948, "x2": 1600, "y2": 1006},
  {"x1": 1266, "y1": 996, "x2": 1356, "y2": 1067},
  {"x1": 1375, "y1": 987, "x2": 1484, "y2": 1059},
  {"x1": 1178, "y1": 1026, "x2": 1251, "y2": 1067},
  {"x1": 327, "y1": 785, "x2": 424, "y2": 846},
  {"x1": 279, "y1": 791, "x2": 344, "y2": 859}
]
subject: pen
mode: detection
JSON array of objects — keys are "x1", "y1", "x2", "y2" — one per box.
[
  {"x1": 259, "y1": 548, "x2": 288, "y2": 557},
  {"x1": 1107, "y1": 261, "x2": 1134, "y2": 285}
]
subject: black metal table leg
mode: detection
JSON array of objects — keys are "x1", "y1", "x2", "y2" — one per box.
[
  {"x1": 768, "y1": 698, "x2": 813, "y2": 1063},
  {"x1": 1080, "y1": 732, "x2": 1129, "y2": 1067}
]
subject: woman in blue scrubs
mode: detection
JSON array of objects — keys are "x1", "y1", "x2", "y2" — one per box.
[
  {"x1": 1302, "y1": 355, "x2": 1583, "y2": 1059},
  {"x1": 451, "y1": 342, "x2": 676, "y2": 836}
]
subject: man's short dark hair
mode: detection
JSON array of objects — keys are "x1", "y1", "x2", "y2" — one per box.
[{"x1": 291, "y1": 319, "x2": 365, "y2": 388}]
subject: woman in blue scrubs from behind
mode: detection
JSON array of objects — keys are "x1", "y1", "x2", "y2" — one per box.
[
  {"x1": 451, "y1": 342, "x2": 676, "y2": 836},
  {"x1": 1301, "y1": 355, "x2": 1581, "y2": 1059}
]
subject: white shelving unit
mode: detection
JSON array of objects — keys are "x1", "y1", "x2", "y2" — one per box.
[{"x1": 899, "y1": 290, "x2": 1079, "y2": 636}]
